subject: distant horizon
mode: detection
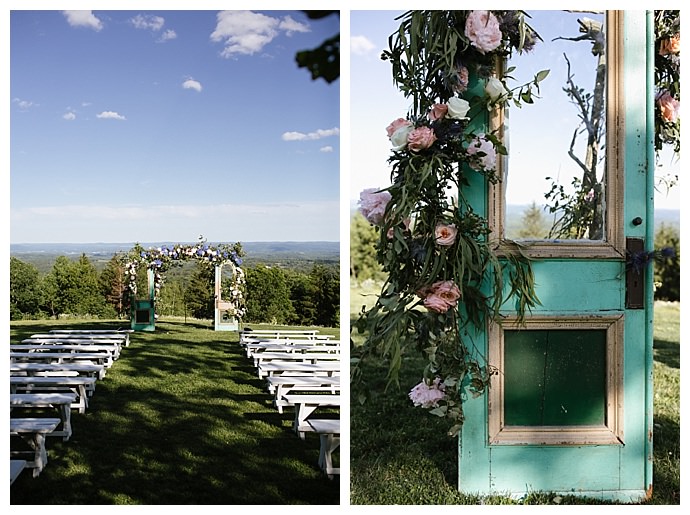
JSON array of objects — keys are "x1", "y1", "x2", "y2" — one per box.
[{"x1": 10, "y1": 240, "x2": 340, "y2": 247}]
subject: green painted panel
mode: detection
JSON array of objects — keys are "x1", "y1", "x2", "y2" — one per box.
[{"x1": 504, "y1": 330, "x2": 606, "y2": 426}]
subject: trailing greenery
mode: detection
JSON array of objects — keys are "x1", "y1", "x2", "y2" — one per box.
[
  {"x1": 352, "y1": 10, "x2": 547, "y2": 435},
  {"x1": 10, "y1": 319, "x2": 340, "y2": 505}
]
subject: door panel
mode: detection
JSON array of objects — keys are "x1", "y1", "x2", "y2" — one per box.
[{"x1": 459, "y1": 10, "x2": 653, "y2": 502}]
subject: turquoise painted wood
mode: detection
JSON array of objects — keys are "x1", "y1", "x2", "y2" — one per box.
[
  {"x1": 131, "y1": 268, "x2": 156, "y2": 332},
  {"x1": 458, "y1": 11, "x2": 653, "y2": 502}
]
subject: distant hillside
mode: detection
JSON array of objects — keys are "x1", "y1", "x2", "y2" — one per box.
[{"x1": 10, "y1": 241, "x2": 340, "y2": 274}]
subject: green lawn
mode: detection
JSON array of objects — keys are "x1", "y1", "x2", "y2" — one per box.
[
  {"x1": 10, "y1": 318, "x2": 340, "y2": 505},
  {"x1": 349, "y1": 283, "x2": 680, "y2": 505}
]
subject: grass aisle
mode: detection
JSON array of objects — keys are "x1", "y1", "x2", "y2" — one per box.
[{"x1": 10, "y1": 319, "x2": 340, "y2": 505}]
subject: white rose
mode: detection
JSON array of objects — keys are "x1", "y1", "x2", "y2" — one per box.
[
  {"x1": 446, "y1": 97, "x2": 470, "y2": 120},
  {"x1": 485, "y1": 77, "x2": 508, "y2": 102},
  {"x1": 390, "y1": 125, "x2": 414, "y2": 151}
]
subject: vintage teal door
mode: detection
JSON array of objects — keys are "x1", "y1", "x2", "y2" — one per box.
[{"x1": 459, "y1": 11, "x2": 654, "y2": 502}]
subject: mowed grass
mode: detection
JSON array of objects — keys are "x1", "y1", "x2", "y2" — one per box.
[
  {"x1": 10, "y1": 318, "x2": 340, "y2": 505},
  {"x1": 350, "y1": 282, "x2": 680, "y2": 505}
]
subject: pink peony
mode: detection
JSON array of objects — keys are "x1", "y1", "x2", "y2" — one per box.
[
  {"x1": 659, "y1": 35, "x2": 680, "y2": 55},
  {"x1": 421, "y1": 280, "x2": 462, "y2": 313},
  {"x1": 407, "y1": 126, "x2": 437, "y2": 152},
  {"x1": 409, "y1": 378, "x2": 446, "y2": 408},
  {"x1": 386, "y1": 117, "x2": 412, "y2": 138},
  {"x1": 359, "y1": 188, "x2": 392, "y2": 225},
  {"x1": 435, "y1": 223, "x2": 457, "y2": 246},
  {"x1": 465, "y1": 10, "x2": 502, "y2": 54},
  {"x1": 657, "y1": 91, "x2": 680, "y2": 123},
  {"x1": 466, "y1": 133, "x2": 497, "y2": 171},
  {"x1": 429, "y1": 103, "x2": 448, "y2": 121}
]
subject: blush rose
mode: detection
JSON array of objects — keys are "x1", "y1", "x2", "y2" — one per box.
[
  {"x1": 407, "y1": 126, "x2": 437, "y2": 152},
  {"x1": 435, "y1": 223, "x2": 457, "y2": 246},
  {"x1": 465, "y1": 10, "x2": 502, "y2": 54},
  {"x1": 657, "y1": 91, "x2": 680, "y2": 123},
  {"x1": 466, "y1": 133, "x2": 497, "y2": 171}
]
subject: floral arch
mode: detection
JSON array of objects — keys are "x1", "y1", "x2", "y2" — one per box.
[{"x1": 124, "y1": 238, "x2": 245, "y2": 331}]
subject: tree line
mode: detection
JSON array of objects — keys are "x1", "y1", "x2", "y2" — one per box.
[{"x1": 10, "y1": 253, "x2": 340, "y2": 327}]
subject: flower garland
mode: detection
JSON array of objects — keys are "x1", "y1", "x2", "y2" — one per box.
[
  {"x1": 125, "y1": 237, "x2": 246, "y2": 319},
  {"x1": 654, "y1": 10, "x2": 680, "y2": 156},
  {"x1": 352, "y1": 10, "x2": 545, "y2": 436}
]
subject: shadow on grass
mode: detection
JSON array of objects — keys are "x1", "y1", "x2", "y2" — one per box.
[
  {"x1": 653, "y1": 338, "x2": 680, "y2": 369},
  {"x1": 10, "y1": 320, "x2": 339, "y2": 505}
]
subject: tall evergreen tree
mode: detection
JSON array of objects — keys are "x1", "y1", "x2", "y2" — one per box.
[{"x1": 99, "y1": 253, "x2": 129, "y2": 318}]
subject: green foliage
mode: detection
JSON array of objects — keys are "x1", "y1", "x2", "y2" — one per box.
[
  {"x1": 654, "y1": 224, "x2": 680, "y2": 301},
  {"x1": 9, "y1": 257, "x2": 44, "y2": 319},
  {"x1": 350, "y1": 212, "x2": 386, "y2": 283},
  {"x1": 42, "y1": 254, "x2": 110, "y2": 318},
  {"x1": 244, "y1": 264, "x2": 296, "y2": 325},
  {"x1": 98, "y1": 253, "x2": 130, "y2": 318},
  {"x1": 308, "y1": 264, "x2": 340, "y2": 327},
  {"x1": 353, "y1": 10, "x2": 543, "y2": 434},
  {"x1": 296, "y1": 11, "x2": 339, "y2": 83},
  {"x1": 184, "y1": 262, "x2": 215, "y2": 320}
]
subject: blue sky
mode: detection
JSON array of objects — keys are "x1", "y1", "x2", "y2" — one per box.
[
  {"x1": 350, "y1": 9, "x2": 681, "y2": 211},
  {"x1": 8, "y1": 9, "x2": 340, "y2": 243}
]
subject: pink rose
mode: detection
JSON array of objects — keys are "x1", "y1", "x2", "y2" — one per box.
[
  {"x1": 432, "y1": 280, "x2": 462, "y2": 304},
  {"x1": 423, "y1": 293, "x2": 453, "y2": 313},
  {"x1": 465, "y1": 10, "x2": 502, "y2": 54},
  {"x1": 359, "y1": 188, "x2": 392, "y2": 225},
  {"x1": 429, "y1": 103, "x2": 448, "y2": 121},
  {"x1": 420, "y1": 280, "x2": 462, "y2": 313},
  {"x1": 659, "y1": 35, "x2": 680, "y2": 55},
  {"x1": 435, "y1": 223, "x2": 457, "y2": 246},
  {"x1": 386, "y1": 118, "x2": 412, "y2": 138},
  {"x1": 657, "y1": 91, "x2": 680, "y2": 123},
  {"x1": 407, "y1": 126, "x2": 437, "y2": 152},
  {"x1": 466, "y1": 133, "x2": 497, "y2": 171},
  {"x1": 409, "y1": 378, "x2": 446, "y2": 408}
]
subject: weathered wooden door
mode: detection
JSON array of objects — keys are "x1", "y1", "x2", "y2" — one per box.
[{"x1": 459, "y1": 11, "x2": 654, "y2": 502}]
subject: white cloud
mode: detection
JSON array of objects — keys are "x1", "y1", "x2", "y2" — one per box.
[
  {"x1": 96, "y1": 111, "x2": 126, "y2": 120},
  {"x1": 210, "y1": 10, "x2": 310, "y2": 58},
  {"x1": 159, "y1": 29, "x2": 177, "y2": 42},
  {"x1": 278, "y1": 15, "x2": 310, "y2": 35},
  {"x1": 63, "y1": 112, "x2": 76, "y2": 121},
  {"x1": 182, "y1": 79, "x2": 202, "y2": 92},
  {"x1": 130, "y1": 14, "x2": 165, "y2": 31},
  {"x1": 320, "y1": 146, "x2": 334, "y2": 153},
  {"x1": 62, "y1": 11, "x2": 103, "y2": 31},
  {"x1": 282, "y1": 127, "x2": 340, "y2": 141},
  {"x1": 351, "y1": 35, "x2": 376, "y2": 55},
  {"x1": 13, "y1": 98, "x2": 38, "y2": 110}
]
